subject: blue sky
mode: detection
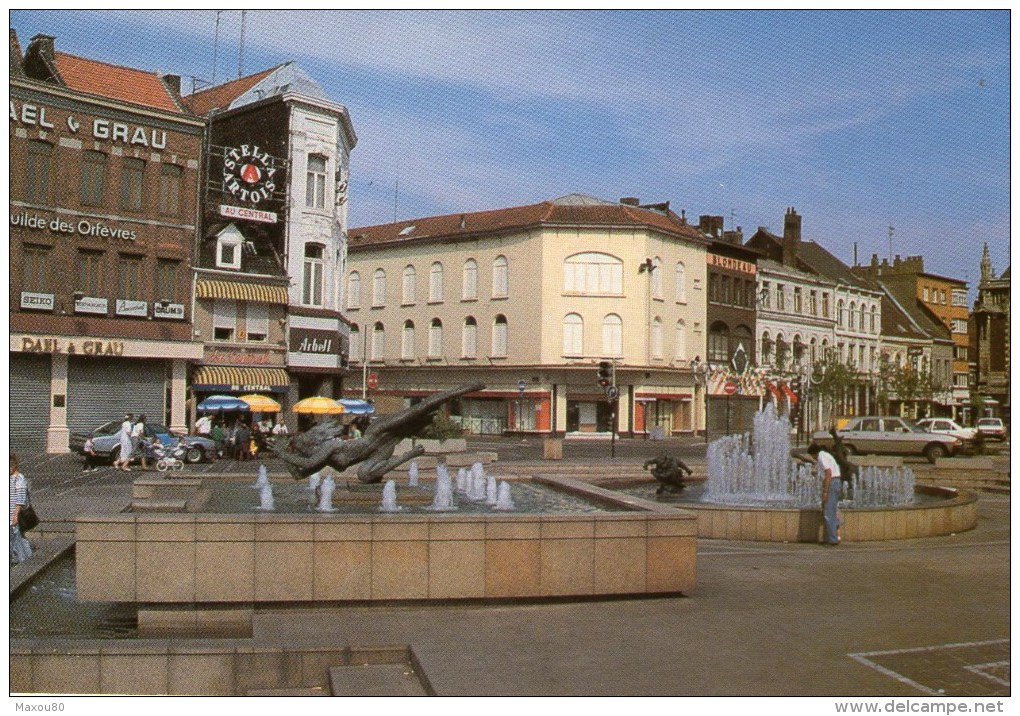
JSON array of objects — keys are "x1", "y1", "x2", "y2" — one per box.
[{"x1": 10, "y1": 10, "x2": 1011, "y2": 289}]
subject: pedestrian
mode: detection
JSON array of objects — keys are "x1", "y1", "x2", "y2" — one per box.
[
  {"x1": 808, "y1": 443, "x2": 842, "y2": 545},
  {"x1": 195, "y1": 414, "x2": 212, "y2": 437},
  {"x1": 10, "y1": 453, "x2": 33, "y2": 566},
  {"x1": 113, "y1": 413, "x2": 134, "y2": 471},
  {"x1": 272, "y1": 420, "x2": 289, "y2": 437},
  {"x1": 81, "y1": 435, "x2": 100, "y2": 473},
  {"x1": 211, "y1": 421, "x2": 226, "y2": 459},
  {"x1": 234, "y1": 420, "x2": 251, "y2": 461},
  {"x1": 132, "y1": 414, "x2": 149, "y2": 470}
]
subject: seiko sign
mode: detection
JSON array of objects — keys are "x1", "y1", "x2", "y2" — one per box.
[
  {"x1": 153, "y1": 302, "x2": 185, "y2": 320},
  {"x1": 20, "y1": 292, "x2": 54, "y2": 311},
  {"x1": 223, "y1": 144, "x2": 278, "y2": 205},
  {"x1": 74, "y1": 296, "x2": 108, "y2": 315}
]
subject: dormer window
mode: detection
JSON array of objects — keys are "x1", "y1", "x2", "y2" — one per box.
[{"x1": 215, "y1": 224, "x2": 244, "y2": 270}]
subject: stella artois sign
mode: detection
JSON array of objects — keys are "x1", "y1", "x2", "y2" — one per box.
[{"x1": 222, "y1": 144, "x2": 279, "y2": 205}]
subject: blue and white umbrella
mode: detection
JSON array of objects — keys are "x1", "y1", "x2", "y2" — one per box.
[
  {"x1": 337, "y1": 398, "x2": 375, "y2": 415},
  {"x1": 197, "y1": 395, "x2": 251, "y2": 412}
]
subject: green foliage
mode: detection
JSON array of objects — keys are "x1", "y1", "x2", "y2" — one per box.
[{"x1": 416, "y1": 411, "x2": 463, "y2": 441}]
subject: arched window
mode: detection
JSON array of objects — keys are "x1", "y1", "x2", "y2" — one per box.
[
  {"x1": 651, "y1": 256, "x2": 663, "y2": 299},
  {"x1": 462, "y1": 317, "x2": 478, "y2": 358},
  {"x1": 675, "y1": 262, "x2": 687, "y2": 302},
  {"x1": 674, "y1": 320, "x2": 687, "y2": 360},
  {"x1": 849, "y1": 302, "x2": 857, "y2": 331},
  {"x1": 349, "y1": 324, "x2": 361, "y2": 363},
  {"x1": 564, "y1": 252, "x2": 623, "y2": 295},
  {"x1": 347, "y1": 271, "x2": 361, "y2": 310},
  {"x1": 602, "y1": 314, "x2": 622, "y2": 357},
  {"x1": 733, "y1": 324, "x2": 753, "y2": 364},
  {"x1": 401, "y1": 320, "x2": 416, "y2": 359},
  {"x1": 563, "y1": 313, "x2": 584, "y2": 356},
  {"x1": 26, "y1": 140, "x2": 54, "y2": 203},
  {"x1": 870, "y1": 305, "x2": 878, "y2": 333},
  {"x1": 859, "y1": 303, "x2": 867, "y2": 333},
  {"x1": 651, "y1": 316, "x2": 664, "y2": 359},
  {"x1": 775, "y1": 334, "x2": 789, "y2": 370},
  {"x1": 821, "y1": 338, "x2": 830, "y2": 361},
  {"x1": 761, "y1": 331, "x2": 773, "y2": 365},
  {"x1": 402, "y1": 265, "x2": 416, "y2": 305},
  {"x1": 428, "y1": 318, "x2": 443, "y2": 358},
  {"x1": 708, "y1": 322, "x2": 729, "y2": 363},
  {"x1": 371, "y1": 322, "x2": 385, "y2": 360},
  {"x1": 492, "y1": 255, "x2": 509, "y2": 298},
  {"x1": 492, "y1": 315, "x2": 508, "y2": 357},
  {"x1": 793, "y1": 334, "x2": 804, "y2": 366},
  {"x1": 809, "y1": 336, "x2": 818, "y2": 365},
  {"x1": 837, "y1": 299, "x2": 845, "y2": 328},
  {"x1": 372, "y1": 268, "x2": 386, "y2": 307},
  {"x1": 429, "y1": 262, "x2": 444, "y2": 302},
  {"x1": 462, "y1": 259, "x2": 478, "y2": 300}
]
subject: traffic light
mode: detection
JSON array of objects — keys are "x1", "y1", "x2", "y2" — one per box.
[{"x1": 597, "y1": 361, "x2": 613, "y2": 388}]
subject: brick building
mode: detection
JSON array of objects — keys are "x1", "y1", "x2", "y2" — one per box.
[{"x1": 9, "y1": 32, "x2": 204, "y2": 453}]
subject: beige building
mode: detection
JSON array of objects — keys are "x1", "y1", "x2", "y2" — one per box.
[{"x1": 346, "y1": 194, "x2": 709, "y2": 435}]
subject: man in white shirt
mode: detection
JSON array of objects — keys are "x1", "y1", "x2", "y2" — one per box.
[
  {"x1": 195, "y1": 414, "x2": 212, "y2": 437},
  {"x1": 808, "y1": 443, "x2": 842, "y2": 545}
]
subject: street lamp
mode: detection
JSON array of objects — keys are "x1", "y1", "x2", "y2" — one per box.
[{"x1": 691, "y1": 355, "x2": 711, "y2": 443}]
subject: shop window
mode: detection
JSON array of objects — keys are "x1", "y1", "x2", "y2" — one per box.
[
  {"x1": 80, "y1": 151, "x2": 106, "y2": 206},
  {"x1": 120, "y1": 157, "x2": 145, "y2": 211},
  {"x1": 25, "y1": 140, "x2": 52, "y2": 203}
]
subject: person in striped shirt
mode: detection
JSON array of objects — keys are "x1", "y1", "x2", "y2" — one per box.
[{"x1": 9, "y1": 454, "x2": 32, "y2": 566}]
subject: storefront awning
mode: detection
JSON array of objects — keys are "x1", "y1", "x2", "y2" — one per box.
[
  {"x1": 192, "y1": 365, "x2": 290, "y2": 393},
  {"x1": 195, "y1": 279, "x2": 289, "y2": 305}
]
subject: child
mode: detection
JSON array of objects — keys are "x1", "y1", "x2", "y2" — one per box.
[{"x1": 82, "y1": 436, "x2": 100, "y2": 473}]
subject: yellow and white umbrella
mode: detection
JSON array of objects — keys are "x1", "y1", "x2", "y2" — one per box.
[
  {"x1": 239, "y1": 394, "x2": 282, "y2": 413},
  {"x1": 292, "y1": 396, "x2": 346, "y2": 415}
]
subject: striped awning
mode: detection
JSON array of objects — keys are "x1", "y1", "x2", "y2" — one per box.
[
  {"x1": 192, "y1": 365, "x2": 290, "y2": 393},
  {"x1": 195, "y1": 279, "x2": 289, "y2": 305}
]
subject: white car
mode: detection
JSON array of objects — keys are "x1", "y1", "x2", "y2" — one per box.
[
  {"x1": 976, "y1": 417, "x2": 1008, "y2": 442},
  {"x1": 915, "y1": 418, "x2": 978, "y2": 445}
]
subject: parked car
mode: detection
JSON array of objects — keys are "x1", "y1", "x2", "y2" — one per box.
[
  {"x1": 70, "y1": 421, "x2": 216, "y2": 464},
  {"x1": 915, "y1": 418, "x2": 978, "y2": 447},
  {"x1": 810, "y1": 416, "x2": 962, "y2": 464},
  {"x1": 975, "y1": 417, "x2": 1008, "y2": 442}
]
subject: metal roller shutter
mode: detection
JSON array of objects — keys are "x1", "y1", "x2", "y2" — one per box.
[
  {"x1": 67, "y1": 357, "x2": 166, "y2": 434},
  {"x1": 10, "y1": 354, "x2": 52, "y2": 454}
]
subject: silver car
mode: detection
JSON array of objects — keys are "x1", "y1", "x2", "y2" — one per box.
[
  {"x1": 915, "y1": 418, "x2": 978, "y2": 445},
  {"x1": 811, "y1": 416, "x2": 962, "y2": 463}
]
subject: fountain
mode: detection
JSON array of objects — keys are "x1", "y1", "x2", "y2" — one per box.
[
  {"x1": 317, "y1": 475, "x2": 337, "y2": 512},
  {"x1": 253, "y1": 464, "x2": 270, "y2": 490},
  {"x1": 705, "y1": 402, "x2": 915, "y2": 508},
  {"x1": 256, "y1": 482, "x2": 274, "y2": 511},
  {"x1": 429, "y1": 466, "x2": 457, "y2": 512},
  {"x1": 408, "y1": 461, "x2": 419, "y2": 487},
  {"x1": 456, "y1": 467, "x2": 468, "y2": 494},
  {"x1": 485, "y1": 475, "x2": 498, "y2": 506},
  {"x1": 379, "y1": 480, "x2": 402, "y2": 512},
  {"x1": 493, "y1": 481, "x2": 515, "y2": 511}
]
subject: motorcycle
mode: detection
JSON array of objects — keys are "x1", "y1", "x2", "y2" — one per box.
[{"x1": 151, "y1": 439, "x2": 186, "y2": 473}]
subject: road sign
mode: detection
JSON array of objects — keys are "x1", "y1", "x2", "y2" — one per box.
[
  {"x1": 723, "y1": 380, "x2": 738, "y2": 395},
  {"x1": 517, "y1": 379, "x2": 527, "y2": 393},
  {"x1": 606, "y1": 385, "x2": 620, "y2": 401},
  {"x1": 367, "y1": 373, "x2": 379, "y2": 389}
]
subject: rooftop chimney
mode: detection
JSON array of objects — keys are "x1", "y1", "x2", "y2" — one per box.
[
  {"x1": 619, "y1": 197, "x2": 640, "y2": 206},
  {"x1": 161, "y1": 73, "x2": 182, "y2": 98},
  {"x1": 698, "y1": 215, "x2": 724, "y2": 239},
  {"x1": 782, "y1": 207, "x2": 801, "y2": 267}
]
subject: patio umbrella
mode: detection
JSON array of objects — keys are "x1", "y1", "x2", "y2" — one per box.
[
  {"x1": 239, "y1": 394, "x2": 282, "y2": 413},
  {"x1": 198, "y1": 395, "x2": 250, "y2": 412},
  {"x1": 292, "y1": 396, "x2": 346, "y2": 415},
  {"x1": 337, "y1": 398, "x2": 375, "y2": 415}
]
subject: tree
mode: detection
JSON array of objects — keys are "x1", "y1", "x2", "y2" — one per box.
[{"x1": 811, "y1": 351, "x2": 860, "y2": 426}]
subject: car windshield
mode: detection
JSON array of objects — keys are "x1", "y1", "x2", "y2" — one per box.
[{"x1": 886, "y1": 418, "x2": 922, "y2": 433}]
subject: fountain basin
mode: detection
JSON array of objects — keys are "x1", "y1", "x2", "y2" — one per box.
[
  {"x1": 75, "y1": 475, "x2": 697, "y2": 614},
  {"x1": 604, "y1": 480, "x2": 977, "y2": 542}
]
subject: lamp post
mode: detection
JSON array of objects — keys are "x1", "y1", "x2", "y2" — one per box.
[{"x1": 691, "y1": 356, "x2": 711, "y2": 444}]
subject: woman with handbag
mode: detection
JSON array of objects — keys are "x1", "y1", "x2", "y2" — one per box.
[{"x1": 9, "y1": 454, "x2": 33, "y2": 566}]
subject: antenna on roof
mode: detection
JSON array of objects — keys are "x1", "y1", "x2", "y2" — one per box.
[
  {"x1": 393, "y1": 179, "x2": 399, "y2": 223},
  {"x1": 212, "y1": 10, "x2": 222, "y2": 84},
  {"x1": 888, "y1": 226, "x2": 895, "y2": 262},
  {"x1": 238, "y1": 10, "x2": 247, "y2": 79}
]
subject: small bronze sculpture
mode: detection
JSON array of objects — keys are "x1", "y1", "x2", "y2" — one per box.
[
  {"x1": 643, "y1": 454, "x2": 693, "y2": 495},
  {"x1": 272, "y1": 383, "x2": 484, "y2": 483}
]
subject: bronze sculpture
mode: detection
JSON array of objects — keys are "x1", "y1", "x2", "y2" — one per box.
[
  {"x1": 643, "y1": 454, "x2": 693, "y2": 495},
  {"x1": 272, "y1": 382, "x2": 485, "y2": 483}
]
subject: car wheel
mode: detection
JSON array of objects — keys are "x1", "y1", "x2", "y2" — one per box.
[
  {"x1": 924, "y1": 443, "x2": 947, "y2": 464},
  {"x1": 185, "y1": 446, "x2": 204, "y2": 464}
]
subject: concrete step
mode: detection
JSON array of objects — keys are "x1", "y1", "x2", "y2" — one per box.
[{"x1": 328, "y1": 664, "x2": 429, "y2": 697}]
